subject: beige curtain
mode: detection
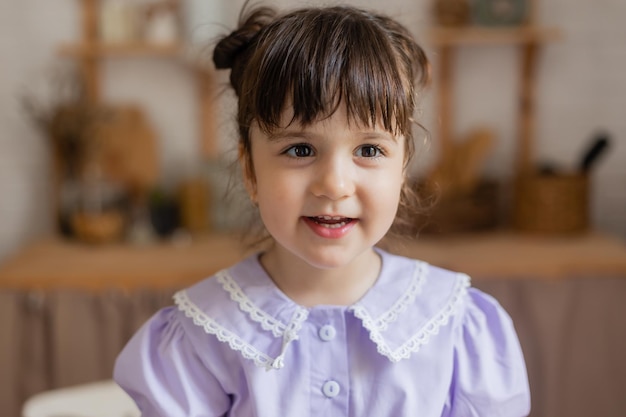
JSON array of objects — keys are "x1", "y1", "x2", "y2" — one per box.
[
  {"x1": 0, "y1": 288, "x2": 175, "y2": 417},
  {"x1": 477, "y1": 277, "x2": 626, "y2": 417},
  {"x1": 2, "y1": 277, "x2": 626, "y2": 417}
]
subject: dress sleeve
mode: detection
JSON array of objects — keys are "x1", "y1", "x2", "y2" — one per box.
[
  {"x1": 444, "y1": 288, "x2": 531, "y2": 417},
  {"x1": 113, "y1": 307, "x2": 231, "y2": 417}
]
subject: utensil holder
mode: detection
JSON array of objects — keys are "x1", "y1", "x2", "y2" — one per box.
[{"x1": 513, "y1": 174, "x2": 589, "y2": 234}]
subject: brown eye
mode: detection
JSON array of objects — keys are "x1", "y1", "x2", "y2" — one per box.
[
  {"x1": 285, "y1": 144, "x2": 313, "y2": 157},
  {"x1": 358, "y1": 145, "x2": 382, "y2": 158}
]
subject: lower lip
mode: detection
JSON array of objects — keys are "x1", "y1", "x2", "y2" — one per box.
[{"x1": 302, "y1": 217, "x2": 358, "y2": 239}]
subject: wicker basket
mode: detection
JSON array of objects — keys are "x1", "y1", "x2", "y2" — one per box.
[
  {"x1": 416, "y1": 180, "x2": 501, "y2": 234},
  {"x1": 513, "y1": 174, "x2": 589, "y2": 234}
]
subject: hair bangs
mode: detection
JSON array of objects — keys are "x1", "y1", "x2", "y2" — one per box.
[{"x1": 249, "y1": 8, "x2": 414, "y2": 138}]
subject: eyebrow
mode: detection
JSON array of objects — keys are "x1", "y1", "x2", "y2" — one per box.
[
  {"x1": 267, "y1": 131, "x2": 314, "y2": 142},
  {"x1": 267, "y1": 130, "x2": 399, "y2": 143},
  {"x1": 360, "y1": 132, "x2": 399, "y2": 142}
]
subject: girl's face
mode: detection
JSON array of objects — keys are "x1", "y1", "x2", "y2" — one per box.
[{"x1": 246, "y1": 105, "x2": 406, "y2": 271}]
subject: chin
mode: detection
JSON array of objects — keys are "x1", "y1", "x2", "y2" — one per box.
[
  {"x1": 296, "y1": 245, "x2": 373, "y2": 271},
  {"x1": 304, "y1": 256, "x2": 349, "y2": 270}
]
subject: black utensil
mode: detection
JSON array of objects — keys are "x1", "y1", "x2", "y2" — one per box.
[{"x1": 579, "y1": 133, "x2": 610, "y2": 173}]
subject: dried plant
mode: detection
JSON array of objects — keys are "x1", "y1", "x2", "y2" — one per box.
[{"x1": 22, "y1": 65, "x2": 102, "y2": 179}]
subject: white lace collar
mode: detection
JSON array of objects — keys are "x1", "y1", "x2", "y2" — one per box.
[{"x1": 174, "y1": 249, "x2": 470, "y2": 371}]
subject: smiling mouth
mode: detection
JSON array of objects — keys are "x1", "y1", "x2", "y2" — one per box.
[{"x1": 307, "y1": 215, "x2": 355, "y2": 229}]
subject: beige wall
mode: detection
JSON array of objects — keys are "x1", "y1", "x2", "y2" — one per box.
[{"x1": 1, "y1": 0, "x2": 625, "y2": 262}]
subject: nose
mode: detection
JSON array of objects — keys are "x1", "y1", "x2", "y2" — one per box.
[{"x1": 310, "y1": 157, "x2": 355, "y2": 200}]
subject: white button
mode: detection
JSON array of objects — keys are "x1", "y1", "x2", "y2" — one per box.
[
  {"x1": 318, "y1": 325, "x2": 336, "y2": 341},
  {"x1": 322, "y1": 380, "x2": 340, "y2": 398}
]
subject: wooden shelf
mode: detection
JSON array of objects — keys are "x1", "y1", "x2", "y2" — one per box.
[
  {"x1": 427, "y1": 24, "x2": 562, "y2": 180},
  {"x1": 1, "y1": 232, "x2": 626, "y2": 291},
  {"x1": 59, "y1": 0, "x2": 218, "y2": 159},
  {"x1": 426, "y1": 26, "x2": 562, "y2": 46},
  {"x1": 59, "y1": 42, "x2": 184, "y2": 58}
]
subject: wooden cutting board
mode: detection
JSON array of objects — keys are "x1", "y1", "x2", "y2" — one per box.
[{"x1": 91, "y1": 104, "x2": 159, "y2": 194}]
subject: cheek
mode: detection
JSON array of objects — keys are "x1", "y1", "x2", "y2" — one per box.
[
  {"x1": 254, "y1": 169, "x2": 303, "y2": 218},
  {"x1": 372, "y1": 164, "x2": 405, "y2": 194},
  {"x1": 369, "y1": 168, "x2": 405, "y2": 215}
]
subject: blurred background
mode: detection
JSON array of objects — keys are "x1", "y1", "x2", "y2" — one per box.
[
  {"x1": 0, "y1": 0, "x2": 625, "y2": 416},
  {"x1": 0, "y1": 0, "x2": 624, "y2": 259}
]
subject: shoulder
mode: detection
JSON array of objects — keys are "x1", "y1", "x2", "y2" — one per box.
[
  {"x1": 362, "y1": 250, "x2": 523, "y2": 360},
  {"x1": 116, "y1": 253, "x2": 283, "y2": 370},
  {"x1": 447, "y1": 286, "x2": 531, "y2": 416},
  {"x1": 350, "y1": 250, "x2": 470, "y2": 361},
  {"x1": 375, "y1": 249, "x2": 472, "y2": 318},
  {"x1": 114, "y1": 304, "x2": 232, "y2": 415},
  {"x1": 377, "y1": 249, "x2": 512, "y2": 328},
  {"x1": 177, "y1": 252, "x2": 302, "y2": 335},
  {"x1": 420, "y1": 265, "x2": 531, "y2": 416},
  {"x1": 172, "y1": 253, "x2": 307, "y2": 370},
  {"x1": 384, "y1": 248, "x2": 525, "y2": 356},
  {"x1": 113, "y1": 254, "x2": 291, "y2": 411},
  {"x1": 385, "y1": 249, "x2": 523, "y2": 341},
  {"x1": 376, "y1": 251, "x2": 531, "y2": 415}
]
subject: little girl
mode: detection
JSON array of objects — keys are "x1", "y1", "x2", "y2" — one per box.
[{"x1": 114, "y1": 4, "x2": 530, "y2": 416}]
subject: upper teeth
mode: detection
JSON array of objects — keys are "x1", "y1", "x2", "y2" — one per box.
[
  {"x1": 323, "y1": 221, "x2": 347, "y2": 229},
  {"x1": 318, "y1": 216, "x2": 343, "y2": 220}
]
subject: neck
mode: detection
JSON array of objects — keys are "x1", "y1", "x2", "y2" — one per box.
[{"x1": 259, "y1": 245, "x2": 381, "y2": 307}]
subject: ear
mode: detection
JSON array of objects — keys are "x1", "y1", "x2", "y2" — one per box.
[{"x1": 239, "y1": 143, "x2": 257, "y2": 203}]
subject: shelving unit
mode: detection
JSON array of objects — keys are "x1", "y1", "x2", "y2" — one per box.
[
  {"x1": 59, "y1": 42, "x2": 184, "y2": 57},
  {"x1": 60, "y1": 0, "x2": 217, "y2": 157},
  {"x1": 426, "y1": 24, "x2": 562, "y2": 177},
  {"x1": 427, "y1": 26, "x2": 560, "y2": 46}
]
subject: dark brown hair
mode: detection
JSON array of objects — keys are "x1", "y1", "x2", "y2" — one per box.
[{"x1": 214, "y1": 3, "x2": 431, "y2": 238}]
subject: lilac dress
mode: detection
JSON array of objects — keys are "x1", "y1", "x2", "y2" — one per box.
[{"x1": 114, "y1": 249, "x2": 530, "y2": 416}]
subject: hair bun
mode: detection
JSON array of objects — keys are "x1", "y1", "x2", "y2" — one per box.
[{"x1": 213, "y1": 6, "x2": 276, "y2": 70}]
